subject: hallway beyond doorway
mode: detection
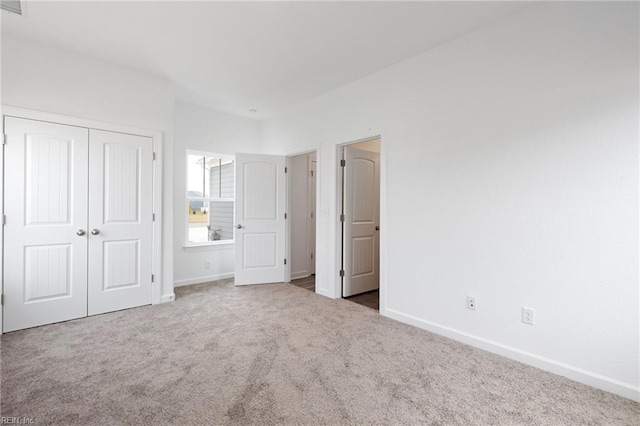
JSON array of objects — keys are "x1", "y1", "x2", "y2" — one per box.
[
  {"x1": 344, "y1": 290, "x2": 379, "y2": 311},
  {"x1": 290, "y1": 276, "x2": 379, "y2": 311}
]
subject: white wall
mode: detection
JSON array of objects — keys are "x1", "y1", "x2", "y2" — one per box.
[
  {"x1": 174, "y1": 102, "x2": 261, "y2": 286},
  {"x1": 1, "y1": 35, "x2": 176, "y2": 301},
  {"x1": 262, "y1": 3, "x2": 640, "y2": 401}
]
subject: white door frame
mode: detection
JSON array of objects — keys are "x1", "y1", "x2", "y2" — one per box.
[
  {"x1": 1, "y1": 106, "x2": 164, "y2": 332},
  {"x1": 307, "y1": 154, "x2": 317, "y2": 276},
  {"x1": 335, "y1": 135, "x2": 387, "y2": 314},
  {"x1": 284, "y1": 148, "x2": 318, "y2": 284},
  {"x1": 0, "y1": 107, "x2": 5, "y2": 333}
]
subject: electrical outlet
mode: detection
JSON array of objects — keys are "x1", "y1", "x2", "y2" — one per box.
[
  {"x1": 204, "y1": 261, "x2": 211, "y2": 270},
  {"x1": 466, "y1": 296, "x2": 477, "y2": 310},
  {"x1": 522, "y1": 307, "x2": 535, "y2": 325}
]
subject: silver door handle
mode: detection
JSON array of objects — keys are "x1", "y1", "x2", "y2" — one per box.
[
  {"x1": 91, "y1": 229, "x2": 100, "y2": 235},
  {"x1": 236, "y1": 224, "x2": 243, "y2": 229},
  {"x1": 77, "y1": 229, "x2": 86, "y2": 236}
]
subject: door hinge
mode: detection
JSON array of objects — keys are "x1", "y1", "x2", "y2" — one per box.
[
  {"x1": 2, "y1": 134, "x2": 6, "y2": 145},
  {"x1": 284, "y1": 259, "x2": 287, "y2": 265},
  {"x1": 284, "y1": 212, "x2": 287, "y2": 219},
  {"x1": 340, "y1": 159, "x2": 346, "y2": 167},
  {"x1": 340, "y1": 214, "x2": 345, "y2": 222},
  {"x1": 310, "y1": 253, "x2": 314, "y2": 260},
  {"x1": 310, "y1": 212, "x2": 313, "y2": 219},
  {"x1": 310, "y1": 170, "x2": 314, "y2": 177},
  {"x1": 284, "y1": 167, "x2": 287, "y2": 173},
  {"x1": 153, "y1": 152, "x2": 157, "y2": 161},
  {"x1": 339, "y1": 269, "x2": 345, "y2": 277},
  {"x1": 151, "y1": 274, "x2": 155, "y2": 283},
  {"x1": 2, "y1": 215, "x2": 5, "y2": 225},
  {"x1": 152, "y1": 213, "x2": 155, "y2": 221},
  {"x1": 0, "y1": 294, "x2": 3, "y2": 306}
]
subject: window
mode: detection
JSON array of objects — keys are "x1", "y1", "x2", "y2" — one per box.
[{"x1": 186, "y1": 151, "x2": 235, "y2": 245}]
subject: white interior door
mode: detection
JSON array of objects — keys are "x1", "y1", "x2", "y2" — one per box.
[
  {"x1": 235, "y1": 153, "x2": 286, "y2": 285},
  {"x1": 342, "y1": 146, "x2": 380, "y2": 297},
  {"x1": 3, "y1": 117, "x2": 89, "y2": 332},
  {"x1": 87, "y1": 129, "x2": 153, "y2": 315}
]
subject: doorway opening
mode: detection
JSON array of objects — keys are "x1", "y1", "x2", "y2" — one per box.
[
  {"x1": 287, "y1": 151, "x2": 317, "y2": 292},
  {"x1": 338, "y1": 138, "x2": 381, "y2": 311}
]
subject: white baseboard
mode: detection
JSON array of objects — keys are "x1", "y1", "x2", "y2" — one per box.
[
  {"x1": 174, "y1": 273, "x2": 234, "y2": 288},
  {"x1": 159, "y1": 293, "x2": 175, "y2": 303},
  {"x1": 315, "y1": 286, "x2": 337, "y2": 299},
  {"x1": 291, "y1": 271, "x2": 310, "y2": 280},
  {"x1": 384, "y1": 308, "x2": 640, "y2": 403}
]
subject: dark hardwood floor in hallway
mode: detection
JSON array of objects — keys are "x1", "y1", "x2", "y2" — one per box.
[
  {"x1": 290, "y1": 276, "x2": 379, "y2": 311},
  {"x1": 290, "y1": 275, "x2": 315, "y2": 292},
  {"x1": 345, "y1": 290, "x2": 379, "y2": 311}
]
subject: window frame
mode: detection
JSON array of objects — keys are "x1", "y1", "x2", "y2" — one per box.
[{"x1": 185, "y1": 149, "x2": 235, "y2": 247}]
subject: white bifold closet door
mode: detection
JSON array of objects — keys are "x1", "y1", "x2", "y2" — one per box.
[
  {"x1": 4, "y1": 118, "x2": 89, "y2": 332},
  {"x1": 3, "y1": 118, "x2": 153, "y2": 332},
  {"x1": 87, "y1": 129, "x2": 153, "y2": 316}
]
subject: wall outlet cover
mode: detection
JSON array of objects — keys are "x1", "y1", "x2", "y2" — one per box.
[
  {"x1": 522, "y1": 307, "x2": 535, "y2": 325},
  {"x1": 467, "y1": 296, "x2": 477, "y2": 310}
]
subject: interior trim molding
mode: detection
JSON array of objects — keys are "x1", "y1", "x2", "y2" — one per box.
[
  {"x1": 160, "y1": 293, "x2": 175, "y2": 303},
  {"x1": 383, "y1": 307, "x2": 640, "y2": 403},
  {"x1": 291, "y1": 271, "x2": 310, "y2": 280},
  {"x1": 174, "y1": 273, "x2": 234, "y2": 288}
]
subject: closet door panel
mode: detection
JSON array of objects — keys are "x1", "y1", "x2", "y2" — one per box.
[
  {"x1": 3, "y1": 117, "x2": 89, "y2": 332},
  {"x1": 87, "y1": 129, "x2": 153, "y2": 315}
]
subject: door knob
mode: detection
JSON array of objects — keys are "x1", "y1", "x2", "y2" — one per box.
[
  {"x1": 236, "y1": 224, "x2": 243, "y2": 229},
  {"x1": 76, "y1": 229, "x2": 86, "y2": 236},
  {"x1": 91, "y1": 229, "x2": 100, "y2": 235},
  {"x1": 375, "y1": 226, "x2": 380, "y2": 231}
]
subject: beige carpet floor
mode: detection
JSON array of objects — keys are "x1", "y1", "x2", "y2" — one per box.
[{"x1": 1, "y1": 279, "x2": 638, "y2": 425}]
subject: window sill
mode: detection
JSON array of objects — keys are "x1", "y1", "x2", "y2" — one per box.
[{"x1": 183, "y1": 241, "x2": 234, "y2": 251}]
